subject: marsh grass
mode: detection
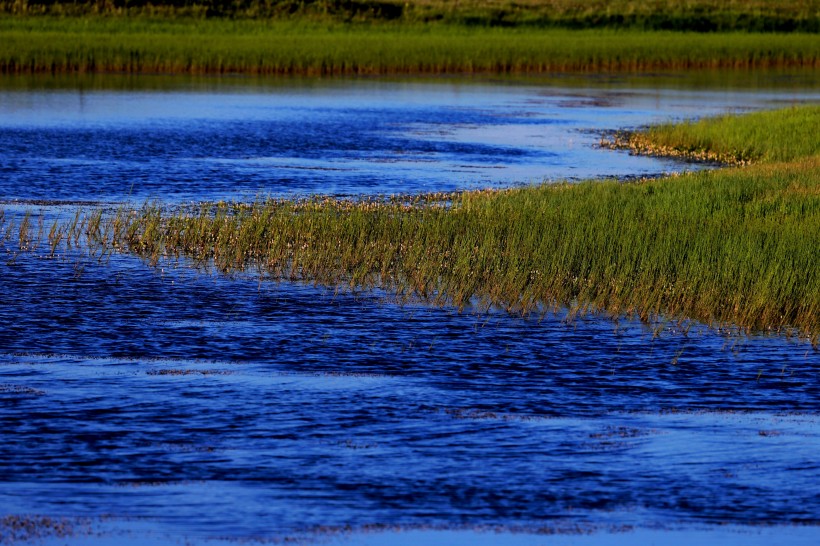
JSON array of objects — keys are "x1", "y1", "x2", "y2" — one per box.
[
  {"x1": 603, "y1": 105, "x2": 820, "y2": 164},
  {"x1": 3, "y1": 107, "x2": 818, "y2": 343},
  {"x1": 150, "y1": 158, "x2": 820, "y2": 341},
  {"x1": 7, "y1": 159, "x2": 818, "y2": 343},
  {"x1": 1, "y1": 17, "x2": 819, "y2": 75}
]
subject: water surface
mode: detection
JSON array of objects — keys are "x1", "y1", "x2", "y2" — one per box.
[{"x1": 1, "y1": 73, "x2": 817, "y2": 203}]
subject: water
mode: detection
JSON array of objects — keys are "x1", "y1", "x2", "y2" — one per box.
[
  {"x1": 0, "y1": 73, "x2": 818, "y2": 545},
  {"x1": 1, "y1": 74, "x2": 817, "y2": 203}
]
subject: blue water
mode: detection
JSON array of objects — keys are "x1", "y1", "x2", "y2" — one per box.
[
  {"x1": 1, "y1": 77, "x2": 816, "y2": 203},
  {"x1": 0, "y1": 74, "x2": 818, "y2": 544}
]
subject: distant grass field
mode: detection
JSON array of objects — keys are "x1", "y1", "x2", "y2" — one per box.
[
  {"x1": 1, "y1": 17, "x2": 818, "y2": 75},
  {"x1": 3, "y1": 1, "x2": 818, "y2": 32},
  {"x1": 6, "y1": 106, "x2": 817, "y2": 342}
]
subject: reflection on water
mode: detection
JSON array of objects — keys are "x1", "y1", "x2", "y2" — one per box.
[{"x1": 0, "y1": 73, "x2": 819, "y2": 544}]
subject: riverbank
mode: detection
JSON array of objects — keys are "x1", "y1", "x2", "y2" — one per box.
[
  {"x1": 602, "y1": 105, "x2": 820, "y2": 164},
  {"x1": 1, "y1": 17, "x2": 819, "y2": 75}
]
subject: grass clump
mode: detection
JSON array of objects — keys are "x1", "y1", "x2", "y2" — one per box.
[{"x1": 1, "y1": 17, "x2": 818, "y2": 75}]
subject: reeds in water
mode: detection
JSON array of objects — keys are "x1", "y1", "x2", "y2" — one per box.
[{"x1": 3, "y1": 107, "x2": 818, "y2": 343}]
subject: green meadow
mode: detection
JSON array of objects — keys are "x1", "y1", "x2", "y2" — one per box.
[
  {"x1": 604, "y1": 105, "x2": 820, "y2": 164},
  {"x1": 7, "y1": 106, "x2": 817, "y2": 343},
  {"x1": 1, "y1": 0, "x2": 819, "y2": 75},
  {"x1": 1, "y1": 19, "x2": 817, "y2": 75}
]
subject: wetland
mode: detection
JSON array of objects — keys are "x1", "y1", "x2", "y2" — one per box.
[{"x1": 0, "y1": 71, "x2": 819, "y2": 545}]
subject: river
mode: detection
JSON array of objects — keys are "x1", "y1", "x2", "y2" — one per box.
[{"x1": 0, "y1": 72, "x2": 818, "y2": 545}]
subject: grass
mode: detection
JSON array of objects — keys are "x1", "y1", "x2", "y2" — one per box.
[
  {"x1": 1, "y1": 16, "x2": 819, "y2": 75},
  {"x1": 603, "y1": 105, "x2": 820, "y2": 164},
  {"x1": 4, "y1": 106, "x2": 817, "y2": 343},
  {"x1": 3, "y1": 1, "x2": 819, "y2": 32}
]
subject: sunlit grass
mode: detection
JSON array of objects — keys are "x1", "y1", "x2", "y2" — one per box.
[
  {"x1": 105, "y1": 157, "x2": 818, "y2": 341},
  {"x1": 2, "y1": 106, "x2": 818, "y2": 343},
  {"x1": 1, "y1": 17, "x2": 818, "y2": 75},
  {"x1": 603, "y1": 105, "x2": 820, "y2": 164}
]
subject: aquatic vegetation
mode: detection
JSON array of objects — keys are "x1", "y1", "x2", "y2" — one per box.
[
  {"x1": 1, "y1": 17, "x2": 818, "y2": 75},
  {"x1": 0, "y1": 515, "x2": 85, "y2": 543},
  {"x1": 2, "y1": 106, "x2": 817, "y2": 342},
  {"x1": 113, "y1": 159, "x2": 820, "y2": 341}
]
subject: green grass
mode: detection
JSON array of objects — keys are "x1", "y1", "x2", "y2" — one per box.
[
  {"x1": 1, "y1": 17, "x2": 819, "y2": 75},
  {"x1": 2, "y1": 106, "x2": 818, "y2": 343},
  {"x1": 119, "y1": 157, "x2": 819, "y2": 342},
  {"x1": 604, "y1": 105, "x2": 820, "y2": 164},
  {"x1": 5, "y1": 105, "x2": 815, "y2": 343},
  {"x1": 3, "y1": 1, "x2": 819, "y2": 32}
]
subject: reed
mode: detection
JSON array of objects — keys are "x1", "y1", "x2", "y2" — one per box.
[
  {"x1": 113, "y1": 154, "x2": 819, "y2": 341},
  {"x1": 1, "y1": 17, "x2": 818, "y2": 75},
  {"x1": 4, "y1": 106, "x2": 818, "y2": 343}
]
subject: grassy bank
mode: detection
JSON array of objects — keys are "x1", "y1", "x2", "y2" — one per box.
[
  {"x1": 2, "y1": 17, "x2": 819, "y2": 75},
  {"x1": 5, "y1": 106, "x2": 818, "y2": 343},
  {"x1": 603, "y1": 105, "x2": 820, "y2": 164},
  {"x1": 3, "y1": 1, "x2": 818, "y2": 32}
]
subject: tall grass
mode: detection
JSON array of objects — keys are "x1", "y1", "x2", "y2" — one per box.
[
  {"x1": 103, "y1": 156, "x2": 817, "y2": 342},
  {"x1": 3, "y1": 107, "x2": 818, "y2": 343},
  {"x1": 1, "y1": 17, "x2": 818, "y2": 75},
  {"x1": 604, "y1": 105, "x2": 820, "y2": 164}
]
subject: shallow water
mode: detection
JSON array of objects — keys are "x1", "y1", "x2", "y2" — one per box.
[{"x1": 0, "y1": 73, "x2": 819, "y2": 544}]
